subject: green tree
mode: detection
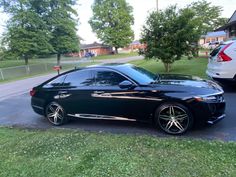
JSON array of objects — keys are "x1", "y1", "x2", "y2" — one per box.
[
  {"x1": 47, "y1": 0, "x2": 79, "y2": 65},
  {"x1": 0, "y1": 0, "x2": 54, "y2": 65},
  {"x1": 214, "y1": 17, "x2": 228, "y2": 29},
  {"x1": 189, "y1": 0, "x2": 226, "y2": 34},
  {"x1": 141, "y1": 6, "x2": 199, "y2": 72},
  {"x1": 89, "y1": 0, "x2": 134, "y2": 54}
]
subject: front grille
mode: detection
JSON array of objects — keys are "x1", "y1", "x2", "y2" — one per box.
[
  {"x1": 208, "y1": 99, "x2": 225, "y2": 116},
  {"x1": 215, "y1": 94, "x2": 224, "y2": 103}
]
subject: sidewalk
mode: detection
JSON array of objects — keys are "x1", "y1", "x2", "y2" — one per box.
[{"x1": 0, "y1": 73, "x2": 56, "y2": 101}]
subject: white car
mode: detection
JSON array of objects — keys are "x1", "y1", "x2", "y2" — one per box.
[{"x1": 206, "y1": 40, "x2": 236, "y2": 82}]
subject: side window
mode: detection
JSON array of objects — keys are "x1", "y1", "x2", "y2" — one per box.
[
  {"x1": 44, "y1": 75, "x2": 66, "y2": 88},
  {"x1": 63, "y1": 70, "x2": 94, "y2": 87},
  {"x1": 95, "y1": 70, "x2": 126, "y2": 86}
]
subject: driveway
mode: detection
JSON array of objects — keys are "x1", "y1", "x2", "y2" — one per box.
[{"x1": 0, "y1": 83, "x2": 235, "y2": 141}]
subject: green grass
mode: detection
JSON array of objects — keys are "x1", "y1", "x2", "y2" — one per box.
[
  {"x1": 0, "y1": 53, "x2": 138, "y2": 68},
  {"x1": 0, "y1": 62, "x2": 99, "y2": 83},
  {"x1": 0, "y1": 57, "x2": 208, "y2": 83},
  {"x1": 93, "y1": 52, "x2": 138, "y2": 60},
  {"x1": 130, "y1": 57, "x2": 208, "y2": 78},
  {"x1": 0, "y1": 59, "x2": 44, "y2": 68},
  {"x1": 0, "y1": 127, "x2": 235, "y2": 177}
]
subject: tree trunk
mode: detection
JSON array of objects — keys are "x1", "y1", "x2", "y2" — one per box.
[
  {"x1": 57, "y1": 53, "x2": 61, "y2": 66},
  {"x1": 115, "y1": 47, "x2": 118, "y2": 54},
  {"x1": 164, "y1": 63, "x2": 171, "y2": 72},
  {"x1": 24, "y1": 56, "x2": 30, "y2": 74},
  {"x1": 24, "y1": 56, "x2": 29, "y2": 65}
]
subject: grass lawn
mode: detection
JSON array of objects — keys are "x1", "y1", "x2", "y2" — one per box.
[
  {"x1": 0, "y1": 61, "x2": 99, "y2": 83},
  {"x1": 0, "y1": 59, "x2": 45, "y2": 68},
  {"x1": 0, "y1": 53, "x2": 138, "y2": 68},
  {"x1": 92, "y1": 52, "x2": 138, "y2": 60},
  {"x1": 0, "y1": 127, "x2": 235, "y2": 177},
  {"x1": 130, "y1": 57, "x2": 208, "y2": 78}
]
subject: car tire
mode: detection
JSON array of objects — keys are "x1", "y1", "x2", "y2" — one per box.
[
  {"x1": 45, "y1": 102, "x2": 68, "y2": 126},
  {"x1": 155, "y1": 103, "x2": 193, "y2": 135}
]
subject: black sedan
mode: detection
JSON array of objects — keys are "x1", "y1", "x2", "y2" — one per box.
[{"x1": 31, "y1": 63, "x2": 226, "y2": 135}]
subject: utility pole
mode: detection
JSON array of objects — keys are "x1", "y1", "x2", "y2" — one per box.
[{"x1": 156, "y1": 0, "x2": 159, "y2": 11}]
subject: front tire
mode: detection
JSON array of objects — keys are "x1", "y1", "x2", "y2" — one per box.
[
  {"x1": 45, "y1": 102, "x2": 67, "y2": 126},
  {"x1": 155, "y1": 103, "x2": 193, "y2": 135}
]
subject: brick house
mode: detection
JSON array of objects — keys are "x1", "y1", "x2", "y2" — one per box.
[
  {"x1": 80, "y1": 42, "x2": 113, "y2": 57},
  {"x1": 123, "y1": 40, "x2": 146, "y2": 51},
  {"x1": 66, "y1": 42, "x2": 112, "y2": 57}
]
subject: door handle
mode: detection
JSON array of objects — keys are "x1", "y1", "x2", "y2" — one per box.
[
  {"x1": 58, "y1": 91, "x2": 71, "y2": 99},
  {"x1": 59, "y1": 91, "x2": 68, "y2": 94}
]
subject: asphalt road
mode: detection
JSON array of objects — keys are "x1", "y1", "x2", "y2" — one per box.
[{"x1": 0, "y1": 82, "x2": 235, "y2": 141}]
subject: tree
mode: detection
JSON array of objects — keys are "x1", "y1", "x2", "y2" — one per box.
[
  {"x1": 47, "y1": 0, "x2": 79, "y2": 65},
  {"x1": 189, "y1": 0, "x2": 226, "y2": 34},
  {"x1": 141, "y1": 6, "x2": 199, "y2": 72},
  {"x1": 214, "y1": 17, "x2": 228, "y2": 30},
  {"x1": 0, "y1": 0, "x2": 54, "y2": 65},
  {"x1": 89, "y1": 0, "x2": 134, "y2": 54}
]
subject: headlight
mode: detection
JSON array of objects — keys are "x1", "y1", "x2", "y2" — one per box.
[{"x1": 195, "y1": 95, "x2": 222, "y2": 102}]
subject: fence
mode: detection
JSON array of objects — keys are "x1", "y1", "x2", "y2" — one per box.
[{"x1": 0, "y1": 63, "x2": 76, "y2": 81}]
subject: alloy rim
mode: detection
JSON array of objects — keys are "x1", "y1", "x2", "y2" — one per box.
[
  {"x1": 158, "y1": 105, "x2": 189, "y2": 134},
  {"x1": 46, "y1": 103, "x2": 64, "y2": 125}
]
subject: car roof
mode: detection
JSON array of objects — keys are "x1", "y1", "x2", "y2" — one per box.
[{"x1": 82, "y1": 63, "x2": 134, "y2": 72}]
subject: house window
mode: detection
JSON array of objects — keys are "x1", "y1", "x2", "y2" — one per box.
[{"x1": 229, "y1": 25, "x2": 236, "y2": 37}]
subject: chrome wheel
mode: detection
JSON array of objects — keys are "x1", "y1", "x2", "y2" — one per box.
[
  {"x1": 46, "y1": 102, "x2": 65, "y2": 126},
  {"x1": 157, "y1": 105, "x2": 191, "y2": 134}
]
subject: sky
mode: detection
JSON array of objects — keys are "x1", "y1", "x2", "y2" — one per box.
[{"x1": 0, "y1": 0, "x2": 235, "y2": 43}]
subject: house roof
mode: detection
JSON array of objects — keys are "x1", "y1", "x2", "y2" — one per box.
[
  {"x1": 215, "y1": 10, "x2": 236, "y2": 31},
  {"x1": 228, "y1": 10, "x2": 236, "y2": 23},
  {"x1": 80, "y1": 42, "x2": 111, "y2": 50},
  {"x1": 205, "y1": 31, "x2": 226, "y2": 38},
  {"x1": 130, "y1": 40, "x2": 141, "y2": 45}
]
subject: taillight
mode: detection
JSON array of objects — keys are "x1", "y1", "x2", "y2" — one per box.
[
  {"x1": 217, "y1": 43, "x2": 233, "y2": 62},
  {"x1": 30, "y1": 88, "x2": 36, "y2": 96}
]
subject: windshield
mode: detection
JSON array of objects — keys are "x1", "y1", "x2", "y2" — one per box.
[{"x1": 118, "y1": 65, "x2": 157, "y2": 85}]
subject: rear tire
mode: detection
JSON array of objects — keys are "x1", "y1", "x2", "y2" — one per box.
[
  {"x1": 45, "y1": 102, "x2": 68, "y2": 126},
  {"x1": 154, "y1": 103, "x2": 193, "y2": 135}
]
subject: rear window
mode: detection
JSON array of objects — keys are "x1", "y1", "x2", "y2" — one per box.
[
  {"x1": 210, "y1": 45, "x2": 225, "y2": 57},
  {"x1": 43, "y1": 75, "x2": 66, "y2": 88},
  {"x1": 63, "y1": 70, "x2": 94, "y2": 87}
]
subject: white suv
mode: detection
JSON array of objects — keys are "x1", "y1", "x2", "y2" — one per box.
[{"x1": 206, "y1": 40, "x2": 236, "y2": 82}]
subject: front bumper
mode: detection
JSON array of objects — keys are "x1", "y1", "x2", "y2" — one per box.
[
  {"x1": 191, "y1": 99, "x2": 226, "y2": 126},
  {"x1": 207, "y1": 114, "x2": 226, "y2": 125}
]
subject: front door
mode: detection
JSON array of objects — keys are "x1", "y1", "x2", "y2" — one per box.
[{"x1": 89, "y1": 69, "x2": 137, "y2": 118}]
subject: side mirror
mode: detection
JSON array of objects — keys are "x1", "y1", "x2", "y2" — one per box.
[{"x1": 119, "y1": 80, "x2": 135, "y2": 89}]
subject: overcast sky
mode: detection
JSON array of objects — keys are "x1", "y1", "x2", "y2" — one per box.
[{"x1": 0, "y1": 0, "x2": 235, "y2": 43}]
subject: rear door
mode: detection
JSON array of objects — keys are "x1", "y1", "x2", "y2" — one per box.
[{"x1": 58, "y1": 69, "x2": 96, "y2": 115}]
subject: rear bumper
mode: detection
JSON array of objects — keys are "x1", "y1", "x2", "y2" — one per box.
[
  {"x1": 32, "y1": 105, "x2": 44, "y2": 116},
  {"x1": 206, "y1": 62, "x2": 235, "y2": 79}
]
